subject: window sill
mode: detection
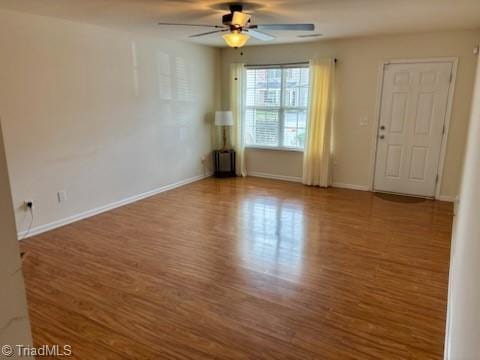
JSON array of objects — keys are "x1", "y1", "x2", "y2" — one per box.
[{"x1": 245, "y1": 146, "x2": 304, "y2": 153}]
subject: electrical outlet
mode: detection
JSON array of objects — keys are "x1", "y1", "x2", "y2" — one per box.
[
  {"x1": 24, "y1": 200, "x2": 34, "y2": 211},
  {"x1": 57, "y1": 191, "x2": 68, "y2": 203}
]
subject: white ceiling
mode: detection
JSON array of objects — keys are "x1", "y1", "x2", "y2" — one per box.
[{"x1": 0, "y1": 0, "x2": 479, "y2": 47}]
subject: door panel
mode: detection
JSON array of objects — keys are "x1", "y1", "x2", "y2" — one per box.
[
  {"x1": 390, "y1": 93, "x2": 408, "y2": 133},
  {"x1": 409, "y1": 146, "x2": 428, "y2": 180},
  {"x1": 374, "y1": 62, "x2": 452, "y2": 197},
  {"x1": 414, "y1": 93, "x2": 434, "y2": 135},
  {"x1": 385, "y1": 145, "x2": 403, "y2": 178}
]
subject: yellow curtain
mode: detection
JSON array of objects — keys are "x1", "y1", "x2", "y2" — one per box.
[
  {"x1": 303, "y1": 58, "x2": 336, "y2": 187},
  {"x1": 230, "y1": 63, "x2": 247, "y2": 177}
]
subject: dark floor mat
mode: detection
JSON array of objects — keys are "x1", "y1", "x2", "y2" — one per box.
[{"x1": 375, "y1": 192, "x2": 427, "y2": 203}]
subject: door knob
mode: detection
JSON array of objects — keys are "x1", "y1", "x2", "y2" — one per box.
[
  {"x1": 380, "y1": 125, "x2": 386, "y2": 130},
  {"x1": 379, "y1": 135, "x2": 385, "y2": 139}
]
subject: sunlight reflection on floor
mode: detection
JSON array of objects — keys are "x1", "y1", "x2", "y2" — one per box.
[{"x1": 239, "y1": 196, "x2": 305, "y2": 281}]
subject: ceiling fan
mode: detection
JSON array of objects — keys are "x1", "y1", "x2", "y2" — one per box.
[{"x1": 158, "y1": 4, "x2": 315, "y2": 48}]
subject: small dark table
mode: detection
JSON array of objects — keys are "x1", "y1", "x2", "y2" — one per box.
[{"x1": 213, "y1": 149, "x2": 236, "y2": 178}]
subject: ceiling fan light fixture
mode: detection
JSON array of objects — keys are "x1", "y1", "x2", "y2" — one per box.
[{"x1": 223, "y1": 31, "x2": 250, "y2": 48}]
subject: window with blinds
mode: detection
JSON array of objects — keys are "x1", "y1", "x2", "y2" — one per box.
[{"x1": 245, "y1": 66, "x2": 310, "y2": 150}]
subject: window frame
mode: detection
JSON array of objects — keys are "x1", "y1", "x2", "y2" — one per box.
[{"x1": 244, "y1": 64, "x2": 310, "y2": 152}]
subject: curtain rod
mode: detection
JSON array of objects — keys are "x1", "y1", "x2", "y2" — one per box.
[{"x1": 245, "y1": 59, "x2": 338, "y2": 68}]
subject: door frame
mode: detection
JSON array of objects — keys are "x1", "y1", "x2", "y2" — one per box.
[{"x1": 368, "y1": 57, "x2": 459, "y2": 199}]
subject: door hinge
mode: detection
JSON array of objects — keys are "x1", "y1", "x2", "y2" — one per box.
[
  {"x1": 442, "y1": 124, "x2": 446, "y2": 135},
  {"x1": 436, "y1": 174, "x2": 439, "y2": 184},
  {"x1": 449, "y1": 73, "x2": 453, "y2": 83}
]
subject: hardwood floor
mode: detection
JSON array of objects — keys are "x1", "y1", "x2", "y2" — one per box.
[{"x1": 20, "y1": 177, "x2": 454, "y2": 359}]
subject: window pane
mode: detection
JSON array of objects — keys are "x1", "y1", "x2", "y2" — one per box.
[
  {"x1": 283, "y1": 127, "x2": 307, "y2": 148},
  {"x1": 300, "y1": 68, "x2": 310, "y2": 86},
  {"x1": 285, "y1": 68, "x2": 301, "y2": 87},
  {"x1": 245, "y1": 67, "x2": 309, "y2": 150},
  {"x1": 285, "y1": 111, "x2": 298, "y2": 128},
  {"x1": 246, "y1": 90, "x2": 254, "y2": 106},
  {"x1": 284, "y1": 128, "x2": 298, "y2": 148},
  {"x1": 284, "y1": 109, "x2": 307, "y2": 148},
  {"x1": 267, "y1": 69, "x2": 282, "y2": 88},
  {"x1": 284, "y1": 86, "x2": 309, "y2": 108},
  {"x1": 247, "y1": 68, "x2": 281, "y2": 107},
  {"x1": 284, "y1": 88, "x2": 299, "y2": 107},
  {"x1": 297, "y1": 127, "x2": 306, "y2": 148},
  {"x1": 245, "y1": 109, "x2": 279, "y2": 147},
  {"x1": 255, "y1": 89, "x2": 280, "y2": 107},
  {"x1": 247, "y1": 70, "x2": 256, "y2": 87},
  {"x1": 254, "y1": 69, "x2": 267, "y2": 87},
  {"x1": 298, "y1": 87, "x2": 309, "y2": 107},
  {"x1": 298, "y1": 110, "x2": 307, "y2": 128},
  {"x1": 284, "y1": 68, "x2": 309, "y2": 109}
]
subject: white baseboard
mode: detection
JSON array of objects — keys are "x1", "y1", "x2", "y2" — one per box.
[
  {"x1": 248, "y1": 172, "x2": 302, "y2": 183},
  {"x1": 18, "y1": 173, "x2": 211, "y2": 240},
  {"x1": 248, "y1": 174, "x2": 370, "y2": 190},
  {"x1": 436, "y1": 195, "x2": 457, "y2": 203},
  {"x1": 332, "y1": 182, "x2": 370, "y2": 191},
  {"x1": 20, "y1": 171, "x2": 454, "y2": 240}
]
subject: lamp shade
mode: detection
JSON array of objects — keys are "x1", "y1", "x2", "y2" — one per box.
[
  {"x1": 215, "y1": 111, "x2": 233, "y2": 126},
  {"x1": 223, "y1": 32, "x2": 250, "y2": 48}
]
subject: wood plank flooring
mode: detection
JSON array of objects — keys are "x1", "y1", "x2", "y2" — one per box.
[{"x1": 20, "y1": 177, "x2": 454, "y2": 359}]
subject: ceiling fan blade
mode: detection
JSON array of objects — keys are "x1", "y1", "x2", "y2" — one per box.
[
  {"x1": 252, "y1": 24, "x2": 315, "y2": 31},
  {"x1": 246, "y1": 29, "x2": 275, "y2": 41},
  {"x1": 189, "y1": 29, "x2": 227, "y2": 38},
  {"x1": 158, "y1": 22, "x2": 225, "y2": 29},
  {"x1": 232, "y1": 12, "x2": 251, "y2": 27}
]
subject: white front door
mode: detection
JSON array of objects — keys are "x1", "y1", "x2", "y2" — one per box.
[{"x1": 374, "y1": 61, "x2": 453, "y2": 197}]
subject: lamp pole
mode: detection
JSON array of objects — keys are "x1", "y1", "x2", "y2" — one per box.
[{"x1": 223, "y1": 126, "x2": 228, "y2": 151}]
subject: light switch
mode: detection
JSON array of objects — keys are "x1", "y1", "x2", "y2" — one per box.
[{"x1": 360, "y1": 116, "x2": 369, "y2": 127}]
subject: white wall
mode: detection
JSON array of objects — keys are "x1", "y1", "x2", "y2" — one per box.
[
  {"x1": 221, "y1": 30, "x2": 480, "y2": 198},
  {"x1": 0, "y1": 9, "x2": 220, "y2": 235},
  {"x1": 445, "y1": 55, "x2": 480, "y2": 360},
  {"x1": 0, "y1": 121, "x2": 33, "y2": 357}
]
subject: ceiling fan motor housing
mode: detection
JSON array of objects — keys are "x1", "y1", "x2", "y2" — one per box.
[
  {"x1": 222, "y1": 4, "x2": 245, "y2": 26},
  {"x1": 222, "y1": 13, "x2": 234, "y2": 26}
]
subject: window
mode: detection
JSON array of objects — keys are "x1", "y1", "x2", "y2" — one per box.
[{"x1": 245, "y1": 66, "x2": 310, "y2": 150}]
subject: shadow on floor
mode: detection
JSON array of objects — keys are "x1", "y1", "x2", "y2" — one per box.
[{"x1": 374, "y1": 192, "x2": 427, "y2": 203}]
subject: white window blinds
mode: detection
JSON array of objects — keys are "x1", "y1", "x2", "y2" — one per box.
[{"x1": 245, "y1": 66, "x2": 310, "y2": 150}]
